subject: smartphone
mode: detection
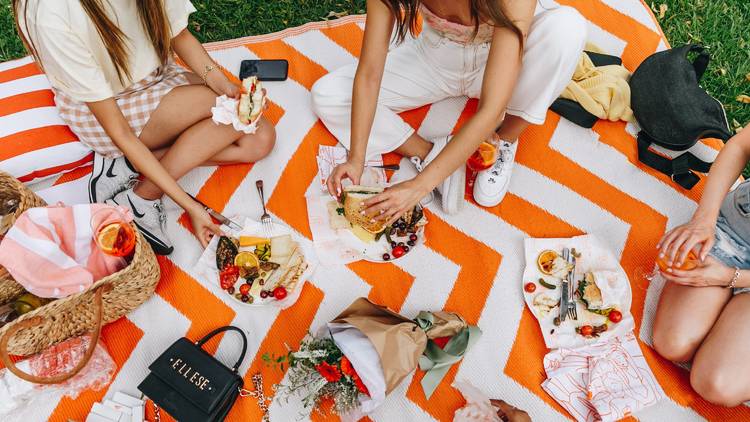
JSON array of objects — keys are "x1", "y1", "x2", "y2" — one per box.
[{"x1": 239, "y1": 59, "x2": 289, "y2": 81}]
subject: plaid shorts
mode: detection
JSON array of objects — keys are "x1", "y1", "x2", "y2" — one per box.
[{"x1": 54, "y1": 61, "x2": 191, "y2": 158}]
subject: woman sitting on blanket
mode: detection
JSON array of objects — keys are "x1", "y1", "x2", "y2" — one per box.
[
  {"x1": 13, "y1": 0, "x2": 276, "y2": 255},
  {"x1": 312, "y1": 0, "x2": 586, "y2": 218},
  {"x1": 653, "y1": 128, "x2": 750, "y2": 407}
]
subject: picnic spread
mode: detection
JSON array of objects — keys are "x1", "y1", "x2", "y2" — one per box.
[{"x1": 1, "y1": 1, "x2": 748, "y2": 422}]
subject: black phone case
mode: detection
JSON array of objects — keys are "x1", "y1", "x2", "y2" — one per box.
[{"x1": 240, "y1": 60, "x2": 289, "y2": 81}]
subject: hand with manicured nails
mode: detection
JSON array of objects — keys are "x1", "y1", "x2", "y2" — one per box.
[
  {"x1": 657, "y1": 217, "x2": 716, "y2": 267},
  {"x1": 188, "y1": 204, "x2": 224, "y2": 248},
  {"x1": 660, "y1": 255, "x2": 736, "y2": 287},
  {"x1": 490, "y1": 399, "x2": 531, "y2": 422},
  {"x1": 327, "y1": 160, "x2": 364, "y2": 198},
  {"x1": 363, "y1": 179, "x2": 429, "y2": 225}
]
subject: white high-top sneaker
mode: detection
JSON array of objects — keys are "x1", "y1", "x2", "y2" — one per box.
[
  {"x1": 107, "y1": 188, "x2": 173, "y2": 255},
  {"x1": 390, "y1": 136, "x2": 465, "y2": 215},
  {"x1": 473, "y1": 140, "x2": 518, "y2": 207},
  {"x1": 88, "y1": 153, "x2": 139, "y2": 203}
]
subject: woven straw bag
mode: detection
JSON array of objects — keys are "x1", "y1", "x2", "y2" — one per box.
[
  {"x1": 0, "y1": 172, "x2": 46, "y2": 303},
  {"x1": 0, "y1": 171, "x2": 160, "y2": 384}
]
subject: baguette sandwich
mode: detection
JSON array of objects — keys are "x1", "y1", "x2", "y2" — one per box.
[{"x1": 238, "y1": 76, "x2": 265, "y2": 125}]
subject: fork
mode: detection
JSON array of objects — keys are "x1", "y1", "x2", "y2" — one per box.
[
  {"x1": 567, "y1": 252, "x2": 578, "y2": 320},
  {"x1": 256, "y1": 180, "x2": 272, "y2": 235}
]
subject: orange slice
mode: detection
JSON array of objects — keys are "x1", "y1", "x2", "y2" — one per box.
[
  {"x1": 537, "y1": 250, "x2": 559, "y2": 275},
  {"x1": 477, "y1": 142, "x2": 497, "y2": 167},
  {"x1": 234, "y1": 251, "x2": 260, "y2": 270},
  {"x1": 97, "y1": 223, "x2": 121, "y2": 253}
]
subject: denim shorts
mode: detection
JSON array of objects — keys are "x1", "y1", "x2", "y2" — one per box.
[{"x1": 710, "y1": 216, "x2": 750, "y2": 295}]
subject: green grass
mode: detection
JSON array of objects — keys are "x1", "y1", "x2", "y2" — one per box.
[{"x1": 1, "y1": 0, "x2": 748, "y2": 171}]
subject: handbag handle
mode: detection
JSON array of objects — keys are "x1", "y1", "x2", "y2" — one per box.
[
  {"x1": 195, "y1": 325, "x2": 248, "y2": 372},
  {"x1": 689, "y1": 44, "x2": 709, "y2": 81},
  {"x1": 0, "y1": 283, "x2": 111, "y2": 384}
]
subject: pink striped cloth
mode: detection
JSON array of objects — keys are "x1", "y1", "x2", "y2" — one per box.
[{"x1": 0, "y1": 204, "x2": 133, "y2": 298}]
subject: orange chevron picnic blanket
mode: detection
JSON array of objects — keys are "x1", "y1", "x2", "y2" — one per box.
[{"x1": 5, "y1": 1, "x2": 749, "y2": 421}]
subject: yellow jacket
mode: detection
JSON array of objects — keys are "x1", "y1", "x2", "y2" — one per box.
[{"x1": 560, "y1": 51, "x2": 634, "y2": 123}]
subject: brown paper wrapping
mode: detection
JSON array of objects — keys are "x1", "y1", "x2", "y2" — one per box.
[
  {"x1": 331, "y1": 297, "x2": 427, "y2": 394},
  {"x1": 422, "y1": 311, "x2": 467, "y2": 339}
]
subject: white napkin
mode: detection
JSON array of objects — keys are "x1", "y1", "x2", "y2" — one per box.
[
  {"x1": 210, "y1": 95, "x2": 264, "y2": 134},
  {"x1": 316, "y1": 145, "x2": 387, "y2": 191},
  {"x1": 542, "y1": 332, "x2": 665, "y2": 422}
]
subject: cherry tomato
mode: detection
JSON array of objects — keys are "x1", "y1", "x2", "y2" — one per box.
[
  {"x1": 239, "y1": 284, "x2": 251, "y2": 296},
  {"x1": 273, "y1": 287, "x2": 288, "y2": 300},
  {"x1": 524, "y1": 283, "x2": 537, "y2": 293},
  {"x1": 580, "y1": 325, "x2": 593, "y2": 337},
  {"x1": 392, "y1": 246, "x2": 406, "y2": 258},
  {"x1": 608, "y1": 310, "x2": 623, "y2": 323}
]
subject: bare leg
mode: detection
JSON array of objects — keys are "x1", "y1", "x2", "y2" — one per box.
[
  {"x1": 691, "y1": 293, "x2": 750, "y2": 406},
  {"x1": 496, "y1": 115, "x2": 530, "y2": 143},
  {"x1": 135, "y1": 82, "x2": 275, "y2": 200},
  {"x1": 652, "y1": 282, "x2": 731, "y2": 362},
  {"x1": 394, "y1": 132, "x2": 433, "y2": 161}
]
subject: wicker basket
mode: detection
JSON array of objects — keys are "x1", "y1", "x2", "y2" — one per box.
[
  {"x1": 0, "y1": 171, "x2": 46, "y2": 304},
  {"x1": 0, "y1": 172, "x2": 161, "y2": 384}
]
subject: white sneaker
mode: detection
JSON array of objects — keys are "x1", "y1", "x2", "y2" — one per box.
[
  {"x1": 473, "y1": 140, "x2": 518, "y2": 207},
  {"x1": 89, "y1": 153, "x2": 139, "y2": 204},
  {"x1": 391, "y1": 136, "x2": 465, "y2": 215},
  {"x1": 107, "y1": 188, "x2": 173, "y2": 255}
]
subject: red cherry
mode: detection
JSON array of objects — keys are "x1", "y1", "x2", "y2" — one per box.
[
  {"x1": 260, "y1": 291, "x2": 268, "y2": 299},
  {"x1": 392, "y1": 246, "x2": 406, "y2": 258},
  {"x1": 273, "y1": 287, "x2": 288, "y2": 300},
  {"x1": 239, "y1": 284, "x2": 251, "y2": 296},
  {"x1": 382, "y1": 253, "x2": 391, "y2": 261},
  {"x1": 409, "y1": 234, "x2": 418, "y2": 242}
]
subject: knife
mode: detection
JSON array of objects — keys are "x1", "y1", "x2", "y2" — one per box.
[
  {"x1": 568, "y1": 250, "x2": 578, "y2": 320},
  {"x1": 188, "y1": 194, "x2": 243, "y2": 231},
  {"x1": 560, "y1": 248, "x2": 570, "y2": 322}
]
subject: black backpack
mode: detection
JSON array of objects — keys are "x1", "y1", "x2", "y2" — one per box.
[{"x1": 629, "y1": 45, "x2": 731, "y2": 189}]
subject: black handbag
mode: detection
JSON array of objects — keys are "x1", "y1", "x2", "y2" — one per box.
[
  {"x1": 629, "y1": 44, "x2": 732, "y2": 189},
  {"x1": 138, "y1": 326, "x2": 248, "y2": 422}
]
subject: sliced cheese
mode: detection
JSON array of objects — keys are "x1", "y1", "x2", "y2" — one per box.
[
  {"x1": 270, "y1": 235, "x2": 293, "y2": 259},
  {"x1": 351, "y1": 224, "x2": 377, "y2": 243},
  {"x1": 239, "y1": 236, "x2": 270, "y2": 247}
]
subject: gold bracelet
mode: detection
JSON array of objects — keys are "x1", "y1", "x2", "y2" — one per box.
[
  {"x1": 727, "y1": 267, "x2": 740, "y2": 289},
  {"x1": 200, "y1": 63, "x2": 215, "y2": 84}
]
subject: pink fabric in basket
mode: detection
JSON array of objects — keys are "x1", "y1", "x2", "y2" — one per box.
[{"x1": 0, "y1": 204, "x2": 132, "y2": 298}]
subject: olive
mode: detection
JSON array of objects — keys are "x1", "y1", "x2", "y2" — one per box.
[
  {"x1": 260, "y1": 291, "x2": 268, "y2": 299},
  {"x1": 407, "y1": 240, "x2": 415, "y2": 247},
  {"x1": 553, "y1": 317, "x2": 561, "y2": 327},
  {"x1": 241, "y1": 295, "x2": 249, "y2": 303},
  {"x1": 235, "y1": 293, "x2": 243, "y2": 300},
  {"x1": 390, "y1": 241, "x2": 398, "y2": 248},
  {"x1": 383, "y1": 253, "x2": 391, "y2": 261},
  {"x1": 258, "y1": 279, "x2": 265, "y2": 285},
  {"x1": 397, "y1": 242, "x2": 405, "y2": 247},
  {"x1": 409, "y1": 234, "x2": 418, "y2": 242},
  {"x1": 227, "y1": 286, "x2": 235, "y2": 294},
  {"x1": 402, "y1": 246, "x2": 410, "y2": 253}
]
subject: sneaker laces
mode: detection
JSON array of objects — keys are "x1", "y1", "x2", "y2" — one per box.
[
  {"x1": 153, "y1": 201, "x2": 167, "y2": 229},
  {"x1": 490, "y1": 144, "x2": 514, "y2": 176}
]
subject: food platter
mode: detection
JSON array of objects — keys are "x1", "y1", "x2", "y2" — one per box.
[
  {"x1": 196, "y1": 219, "x2": 315, "y2": 308},
  {"x1": 327, "y1": 186, "x2": 428, "y2": 263},
  {"x1": 522, "y1": 235, "x2": 635, "y2": 349}
]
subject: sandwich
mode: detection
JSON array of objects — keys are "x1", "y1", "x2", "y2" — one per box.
[
  {"x1": 238, "y1": 76, "x2": 265, "y2": 125},
  {"x1": 577, "y1": 272, "x2": 603, "y2": 310},
  {"x1": 340, "y1": 185, "x2": 388, "y2": 235}
]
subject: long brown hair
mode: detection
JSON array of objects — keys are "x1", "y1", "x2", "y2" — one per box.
[
  {"x1": 381, "y1": 0, "x2": 524, "y2": 46},
  {"x1": 13, "y1": 0, "x2": 173, "y2": 84}
]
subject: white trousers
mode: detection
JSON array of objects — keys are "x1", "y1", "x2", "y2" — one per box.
[{"x1": 311, "y1": 6, "x2": 587, "y2": 158}]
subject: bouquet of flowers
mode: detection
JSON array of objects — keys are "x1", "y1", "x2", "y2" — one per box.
[
  {"x1": 266, "y1": 298, "x2": 481, "y2": 418},
  {"x1": 268, "y1": 335, "x2": 371, "y2": 416}
]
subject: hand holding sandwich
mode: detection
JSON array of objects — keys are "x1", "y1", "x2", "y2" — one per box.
[
  {"x1": 362, "y1": 180, "x2": 429, "y2": 225},
  {"x1": 327, "y1": 159, "x2": 364, "y2": 198}
]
